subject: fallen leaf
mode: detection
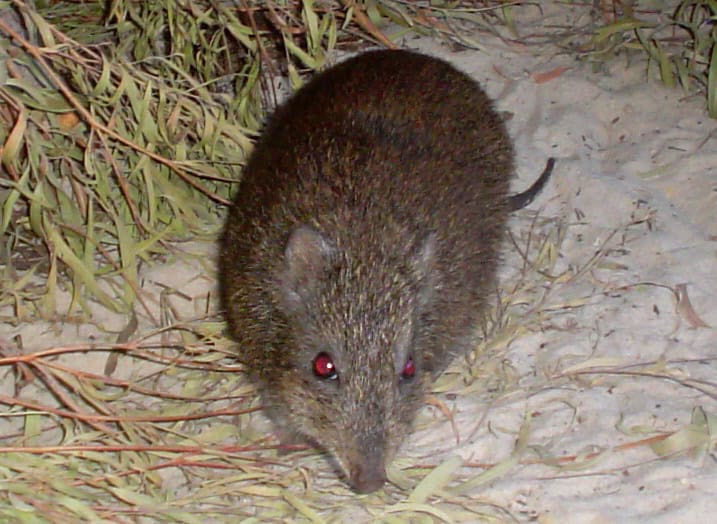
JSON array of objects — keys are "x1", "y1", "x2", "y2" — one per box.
[
  {"x1": 674, "y1": 283, "x2": 710, "y2": 328},
  {"x1": 57, "y1": 111, "x2": 81, "y2": 131},
  {"x1": 532, "y1": 66, "x2": 571, "y2": 84}
]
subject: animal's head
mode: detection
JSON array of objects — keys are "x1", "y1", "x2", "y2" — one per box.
[{"x1": 266, "y1": 224, "x2": 437, "y2": 492}]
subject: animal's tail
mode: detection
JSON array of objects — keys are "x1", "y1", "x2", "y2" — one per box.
[{"x1": 508, "y1": 157, "x2": 555, "y2": 211}]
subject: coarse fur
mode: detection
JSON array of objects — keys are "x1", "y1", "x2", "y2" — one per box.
[{"x1": 220, "y1": 49, "x2": 548, "y2": 493}]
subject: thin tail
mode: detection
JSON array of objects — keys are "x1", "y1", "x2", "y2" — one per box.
[{"x1": 507, "y1": 157, "x2": 555, "y2": 211}]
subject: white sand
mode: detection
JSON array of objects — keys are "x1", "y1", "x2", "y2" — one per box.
[{"x1": 2, "y1": 4, "x2": 716, "y2": 522}]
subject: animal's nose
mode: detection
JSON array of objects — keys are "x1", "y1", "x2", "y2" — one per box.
[{"x1": 350, "y1": 462, "x2": 387, "y2": 493}]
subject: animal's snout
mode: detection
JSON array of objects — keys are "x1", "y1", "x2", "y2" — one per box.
[{"x1": 349, "y1": 460, "x2": 387, "y2": 493}]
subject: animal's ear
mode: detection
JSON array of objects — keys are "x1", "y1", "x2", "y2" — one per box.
[
  {"x1": 279, "y1": 225, "x2": 335, "y2": 310},
  {"x1": 411, "y1": 232, "x2": 437, "y2": 306}
]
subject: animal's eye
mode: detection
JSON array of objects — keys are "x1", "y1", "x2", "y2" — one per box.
[
  {"x1": 401, "y1": 356, "x2": 416, "y2": 380},
  {"x1": 313, "y1": 352, "x2": 338, "y2": 380}
]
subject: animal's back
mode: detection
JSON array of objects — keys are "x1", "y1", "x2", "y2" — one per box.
[
  {"x1": 224, "y1": 50, "x2": 514, "y2": 349},
  {"x1": 234, "y1": 50, "x2": 511, "y2": 227}
]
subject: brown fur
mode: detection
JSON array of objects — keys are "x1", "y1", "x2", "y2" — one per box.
[{"x1": 220, "y1": 49, "x2": 534, "y2": 493}]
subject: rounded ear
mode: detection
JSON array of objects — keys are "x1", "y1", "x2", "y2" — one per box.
[{"x1": 279, "y1": 225, "x2": 335, "y2": 310}]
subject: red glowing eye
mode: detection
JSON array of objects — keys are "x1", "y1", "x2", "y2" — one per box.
[
  {"x1": 313, "y1": 352, "x2": 337, "y2": 379},
  {"x1": 401, "y1": 357, "x2": 415, "y2": 379}
]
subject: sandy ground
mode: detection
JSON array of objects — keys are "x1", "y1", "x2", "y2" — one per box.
[{"x1": 2, "y1": 3, "x2": 716, "y2": 523}]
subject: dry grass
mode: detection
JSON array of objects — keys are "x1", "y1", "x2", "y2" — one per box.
[
  {"x1": 1, "y1": 0, "x2": 716, "y2": 522},
  {"x1": 580, "y1": 1, "x2": 717, "y2": 115}
]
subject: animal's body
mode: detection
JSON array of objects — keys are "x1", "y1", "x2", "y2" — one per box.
[{"x1": 220, "y1": 49, "x2": 552, "y2": 493}]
